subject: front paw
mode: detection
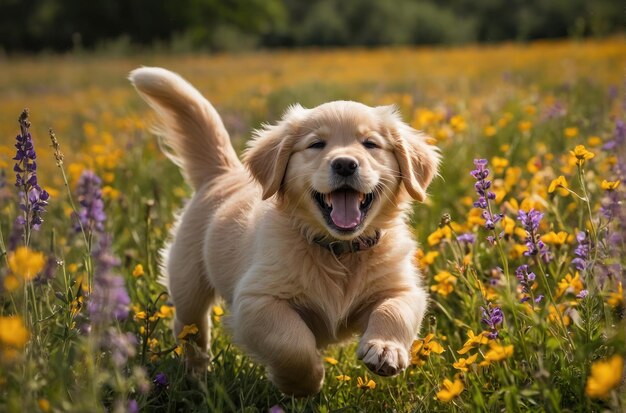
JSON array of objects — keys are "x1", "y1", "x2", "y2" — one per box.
[{"x1": 356, "y1": 338, "x2": 408, "y2": 377}]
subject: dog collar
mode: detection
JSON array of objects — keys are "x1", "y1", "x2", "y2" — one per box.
[{"x1": 313, "y1": 230, "x2": 381, "y2": 256}]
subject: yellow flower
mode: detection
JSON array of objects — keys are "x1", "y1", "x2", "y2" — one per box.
[
  {"x1": 411, "y1": 333, "x2": 445, "y2": 365},
  {"x1": 457, "y1": 330, "x2": 490, "y2": 355},
  {"x1": 356, "y1": 376, "x2": 376, "y2": 390},
  {"x1": 484, "y1": 125, "x2": 497, "y2": 137},
  {"x1": 518, "y1": 120, "x2": 532, "y2": 133},
  {"x1": 8, "y1": 247, "x2": 46, "y2": 281},
  {"x1": 491, "y1": 156, "x2": 509, "y2": 174},
  {"x1": 148, "y1": 338, "x2": 159, "y2": 350},
  {"x1": 430, "y1": 271, "x2": 457, "y2": 297},
  {"x1": 38, "y1": 399, "x2": 51, "y2": 413},
  {"x1": 132, "y1": 264, "x2": 145, "y2": 278},
  {"x1": 419, "y1": 250, "x2": 439, "y2": 268},
  {"x1": 177, "y1": 324, "x2": 199, "y2": 340},
  {"x1": 600, "y1": 179, "x2": 620, "y2": 191},
  {"x1": 541, "y1": 231, "x2": 569, "y2": 246},
  {"x1": 452, "y1": 353, "x2": 478, "y2": 372},
  {"x1": 564, "y1": 127, "x2": 579, "y2": 138},
  {"x1": 587, "y1": 135, "x2": 602, "y2": 146},
  {"x1": 526, "y1": 156, "x2": 541, "y2": 174},
  {"x1": 324, "y1": 356, "x2": 338, "y2": 365},
  {"x1": 436, "y1": 378, "x2": 464, "y2": 402},
  {"x1": 427, "y1": 226, "x2": 452, "y2": 246},
  {"x1": 607, "y1": 283, "x2": 623, "y2": 308},
  {"x1": 3, "y1": 275, "x2": 20, "y2": 292},
  {"x1": 336, "y1": 374, "x2": 351, "y2": 382},
  {"x1": 134, "y1": 311, "x2": 147, "y2": 321},
  {"x1": 155, "y1": 305, "x2": 174, "y2": 319},
  {"x1": 548, "y1": 175, "x2": 568, "y2": 194},
  {"x1": 556, "y1": 273, "x2": 584, "y2": 298},
  {"x1": 484, "y1": 342, "x2": 514, "y2": 362},
  {"x1": 450, "y1": 115, "x2": 467, "y2": 132},
  {"x1": 570, "y1": 145, "x2": 595, "y2": 166},
  {"x1": 174, "y1": 346, "x2": 183, "y2": 356},
  {"x1": 70, "y1": 296, "x2": 84, "y2": 318},
  {"x1": 502, "y1": 215, "x2": 516, "y2": 236},
  {"x1": 585, "y1": 355, "x2": 623, "y2": 398},
  {"x1": 548, "y1": 304, "x2": 571, "y2": 326},
  {"x1": 0, "y1": 316, "x2": 29, "y2": 349}
]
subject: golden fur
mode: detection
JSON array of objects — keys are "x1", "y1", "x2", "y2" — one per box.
[{"x1": 130, "y1": 67, "x2": 440, "y2": 396}]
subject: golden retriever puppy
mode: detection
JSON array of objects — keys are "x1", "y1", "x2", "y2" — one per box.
[{"x1": 130, "y1": 67, "x2": 440, "y2": 397}]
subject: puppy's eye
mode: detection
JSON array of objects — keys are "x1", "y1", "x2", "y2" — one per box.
[
  {"x1": 307, "y1": 141, "x2": 326, "y2": 149},
  {"x1": 363, "y1": 140, "x2": 380, "y2": 149}
]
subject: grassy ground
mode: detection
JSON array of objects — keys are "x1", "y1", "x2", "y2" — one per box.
[{"x1": 0, "y1": 37, "x2": 625, "y2": 412}]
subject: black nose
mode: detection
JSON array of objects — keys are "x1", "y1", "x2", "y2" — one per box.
[{"x1": 331, "y1": 157, "x2": 359, "y2": 177}]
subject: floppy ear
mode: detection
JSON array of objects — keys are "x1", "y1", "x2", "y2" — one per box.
[
  {"x1": 379, "y1": 106, "x2": 441, "y2": 202},
  {"x1": 243, "y1": 104, "x2": 309, "y2": 200}
]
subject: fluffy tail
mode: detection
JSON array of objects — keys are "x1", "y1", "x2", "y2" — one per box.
[{"x1": 129, "y1": 67, "x2": 242, "y2": 190}]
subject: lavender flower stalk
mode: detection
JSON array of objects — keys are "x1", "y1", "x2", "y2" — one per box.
[
  {"x1": 470, "y1": 159, "x2": 503, "y2": 232},
  {"x1": 75, "y1": 170, "x2": 106, "y2": 234},
  {"x1": 571, "y1": 231, "x2": 591, "y2": 271},
  {"x1": 13, "y1": 109, "x2": 49, "y2": 234},
  {"x1": 481, "y1": 305, "x2": 504, "y2": 339},
  {"x1": 515, "y1": 264, "x2": 543, "y2": 305},
  {"x1": 517, "y1": 209, "x2": 551, "y2": 262}
]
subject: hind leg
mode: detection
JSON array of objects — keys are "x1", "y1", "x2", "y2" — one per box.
[{"x1": 165, "y1": 240, "x2": 216, "y2": 371}]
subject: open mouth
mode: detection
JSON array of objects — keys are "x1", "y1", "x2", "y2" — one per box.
[{"x1": 313, "y1": 187, "x2": 375, "y2": 233}]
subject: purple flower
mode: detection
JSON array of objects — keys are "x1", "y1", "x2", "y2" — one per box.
[
  {"x1": 75, "y1": 170, "x2": 106, "y2": 233},
  {"x1": 516, "y1": 265, "x2": 541, "y2": 305},
  {"x1": 154, "y1": 372, "x2": 168, "y2": 388},
  {"x1": 602, "y1": 120, "x2": 625, "y2": 151},
  {"x1": 128, "y1": 400, "x2": 139, "y2": 413},
  {"x1": 470, "y1": 159, "x2": 503, "y2": 231},
  {"x1": 576, "y1": 289, "x2": 589, "y2": 299},
  {"x1": 481, "y1": 305, "x2": 504, "y2": 339},
  {"x1": 571, "y1": 231, "x2": 591, "y2": 271},
  {"x1": 457, "y1": 233, "x2": 476, "y2": 245},
  {"x1": 13, "y1": 109, "x2": 49, "y2": 231},
  {"x1": 103, "y1": 328, "x2": 137, "y2": 366},
  {"x1": 88, "y1": 235, "x2": 129, "y2": 323},
  {"x1": 517, "y1": 209, "x2": 552, "y2": 262}
]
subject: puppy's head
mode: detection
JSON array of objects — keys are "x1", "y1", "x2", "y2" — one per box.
[{"x1": 244, "y1": 101, "x2": 440, "y2": 240}]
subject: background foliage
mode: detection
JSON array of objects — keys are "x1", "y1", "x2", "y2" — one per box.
[{"x1": 0, "y1": 0, "x2": 623, "y2": 53}]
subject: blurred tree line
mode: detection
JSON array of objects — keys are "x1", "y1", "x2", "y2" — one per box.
[{"x1": 0, "y1": 0, "x2": 622, "y2": 53}]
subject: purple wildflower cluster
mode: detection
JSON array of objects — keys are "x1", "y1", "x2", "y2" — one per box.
[
  {"x1": 13, "y1": 109, "x2": 49, "y2": 230},
  {"x1": 470, "y1": 159, "x2": 503, "y2": 231},
  {"x1": 88, "y1": 235, "x2": 130, "y2": 324},
  {"x1": 571, "y1": 231, "x2": 591, "y2": 271},
  {"x1": 75, "y1": 170, "x2": 106, "y2": 233},
  {"x1": 481, "y1": 305, "x2": 504, "y2": 339},
  {"x1": 517, "y1": 209, "x2": 551, "y2": 262},
  {"x1": 515, "y1": 265, "x2": 543, "y2": 304}
]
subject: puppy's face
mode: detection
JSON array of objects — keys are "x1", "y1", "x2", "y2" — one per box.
[{"x1": 244, "y1": 101, "x2": 439, "y2": 240}]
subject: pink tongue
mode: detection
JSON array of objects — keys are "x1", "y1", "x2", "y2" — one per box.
[{"x1": 330, "y1": 190, "x2": 362, "y2": 229}]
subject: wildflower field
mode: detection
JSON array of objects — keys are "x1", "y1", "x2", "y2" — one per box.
[{"x1": 1, "y1": 38, "x2": 625, "y2": 412}]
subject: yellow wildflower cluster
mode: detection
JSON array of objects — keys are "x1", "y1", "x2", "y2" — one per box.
[
  {"x1": 7, "y1": 246, "x2": 46, "y2": 282},
  {"x1": 431, "y1": 271, "x2": 457, "y2": 297},
  {"x1": 585, "y1": 355, "x2": 623, "y2": 399},
  {"x1": 134, "y1": 304, "x2": 174, "y2": 323},
  {"x1": 0, "y1": 316, "x2": 29, "y2": 363}
]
